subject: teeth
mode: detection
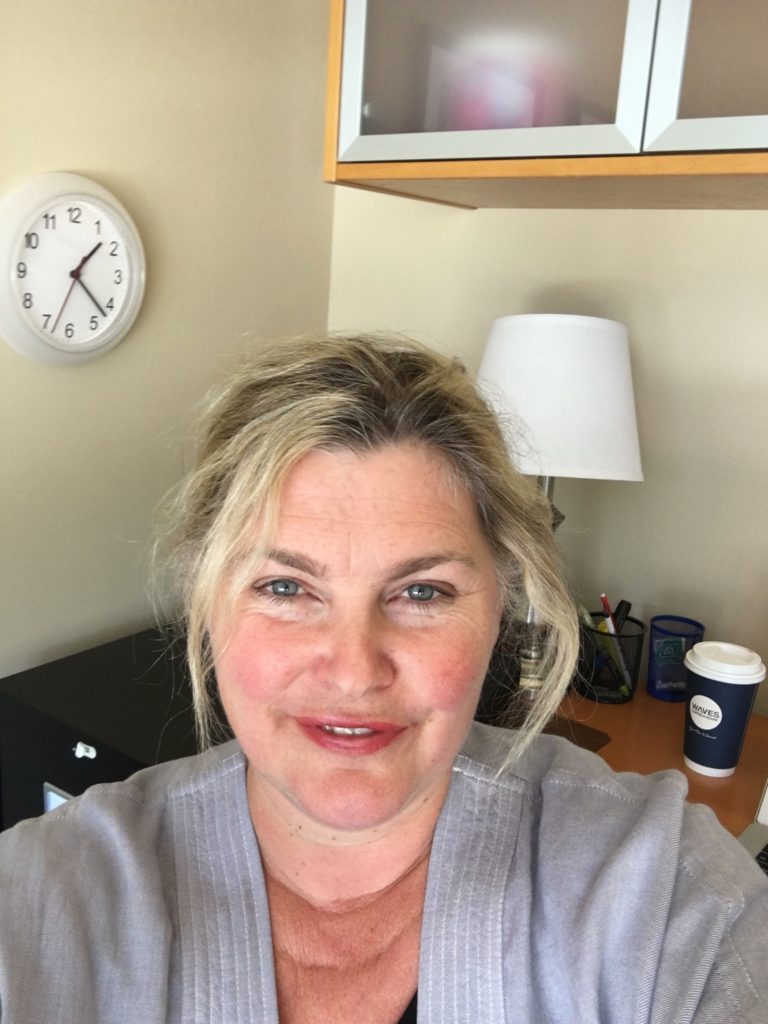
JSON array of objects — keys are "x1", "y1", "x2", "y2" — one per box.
[{"x1": 321, "y1": 725, "x2": 375, "y2": 736}]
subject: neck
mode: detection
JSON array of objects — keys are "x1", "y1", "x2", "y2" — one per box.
[{"x1": 248, "y1": 768, "x2": 449, "y2": 908}]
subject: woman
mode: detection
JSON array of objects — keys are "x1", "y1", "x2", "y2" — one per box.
[{"x1": 1, "y1": 333, "x2": 766, "y2": 1023}]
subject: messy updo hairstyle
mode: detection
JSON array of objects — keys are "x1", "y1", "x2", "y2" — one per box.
[{"x1": 155, "y1": 333, "x2": 579, "y2": 763}]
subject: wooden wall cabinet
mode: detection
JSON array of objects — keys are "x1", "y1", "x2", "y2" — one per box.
[{"x1": 325, "y1": 0, "x2": 768, "y2": 209}]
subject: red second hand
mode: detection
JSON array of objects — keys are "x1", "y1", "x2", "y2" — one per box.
[{"x1": 50, "y1": 278, "x2": 78, "y2": 334}]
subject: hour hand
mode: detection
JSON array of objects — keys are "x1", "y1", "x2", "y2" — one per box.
[{"x1": 71, "y1": 242, "x2": 102, "y2": 276}]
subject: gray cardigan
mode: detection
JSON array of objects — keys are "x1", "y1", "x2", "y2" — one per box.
[{"x1": 1, "y1": 722, "x2": 766, "y2": 1023}]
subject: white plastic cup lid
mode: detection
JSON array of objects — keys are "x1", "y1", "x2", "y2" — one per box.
[{"x1": 685, "y1": 642, "x2": 766, "y2": 685}]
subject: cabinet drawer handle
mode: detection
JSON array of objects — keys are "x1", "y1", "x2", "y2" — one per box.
[{"x1": 73, "y1": 741, "x2": 97, "y2": 760}]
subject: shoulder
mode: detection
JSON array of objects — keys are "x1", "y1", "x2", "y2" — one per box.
[
  {"x1": 455, "y1": 722, "x2": 697, "y2": 896},
  {"x1": 457, "y1": 720, "x2": 765, "y2": 902},
  {"x1": 457, "y1": 719, "x2": 692, "y2": 819},
  {"x1": 0, "y1": 740, "x2": 248, "y2": 1020},
  {"x1": 461, "y1": 717, "x2": 713, "y2": 821},
  {"x1": 455, "y1": 722, "x2": 768, "y2": 1022}
]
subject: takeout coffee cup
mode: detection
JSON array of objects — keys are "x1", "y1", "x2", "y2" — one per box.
[{"x1": 683, "y1": 642, "x2": 765, "y2": 777}]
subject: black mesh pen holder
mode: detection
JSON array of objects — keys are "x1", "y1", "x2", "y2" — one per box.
[{"x1": 574, "y1": 614, "x2": 646, "y2": 704}]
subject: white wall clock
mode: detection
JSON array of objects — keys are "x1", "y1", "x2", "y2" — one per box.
[{"x1": 0, "y1": 172, "x2": 146, "y2": 365}]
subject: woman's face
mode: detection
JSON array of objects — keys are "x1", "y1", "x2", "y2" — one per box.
[{"x1": 211, "y1": 443, "x2": 502, "y2": 835}]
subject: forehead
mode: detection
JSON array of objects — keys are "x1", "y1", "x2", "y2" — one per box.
[
  {"x1": 278, "y1": 444, "x2": 473, "y2": 526},
  {"x1": 264, "y1": 442, "x2": 493, "y2": 561}
]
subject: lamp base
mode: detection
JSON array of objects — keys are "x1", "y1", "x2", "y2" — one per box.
[{"x1": 516, "y1": 622, "x2": 547, "y2": 696}]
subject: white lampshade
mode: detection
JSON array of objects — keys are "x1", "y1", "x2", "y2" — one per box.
[{"x1": 477, "y1": 314, "x2": 643, "y2": 481}]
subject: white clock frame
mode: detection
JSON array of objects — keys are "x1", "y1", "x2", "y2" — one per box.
[{"x1": 0, "y1": 172, "x2": 146, "y2": 366}]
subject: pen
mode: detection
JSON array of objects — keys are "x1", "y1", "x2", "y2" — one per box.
[
  {"x1": 613, "y1": 600, "x2": 631, "y2": 632},
  {"x1": 599, "y1": 593, "x2": 632, "y2": 693},
  {"x1": 600, "y1": 592, "x2": 618, "y2": 629}
]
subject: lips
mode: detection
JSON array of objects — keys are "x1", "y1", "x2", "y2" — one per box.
[{"x1": 295, "y1": 717, "x2": 406, "y2": 755}]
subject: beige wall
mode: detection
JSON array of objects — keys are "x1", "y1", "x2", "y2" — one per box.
[
  {"x1": 0, "y1": 0, "x2": 333, "y2": 675},
  {"x1": 328, "y1": 188, "x2": 768, "y2": 712}
]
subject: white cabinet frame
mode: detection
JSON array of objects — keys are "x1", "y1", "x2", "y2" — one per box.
[
  {"x1": 644, "y1": 0, "x2": 768, "y2": 151},
  {"x1": 337, "y1": 0, "x2": 660, "y2": 161}
]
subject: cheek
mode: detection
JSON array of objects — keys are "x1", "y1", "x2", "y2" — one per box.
[
  {"x1": 214, "y1": 625, "x2": 292, "y2": 706},
  {"x1": 415, "y1": 634, "x2": 494, "y2": 713}
]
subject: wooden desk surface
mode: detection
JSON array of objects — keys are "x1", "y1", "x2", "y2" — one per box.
[{"x1": 561, "y1": 687, "x2": 768, "y2": 837}]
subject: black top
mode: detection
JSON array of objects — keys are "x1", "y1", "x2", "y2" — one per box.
[{"x1": 398, "y1": 992, "x2": 417, "y2": 1023}]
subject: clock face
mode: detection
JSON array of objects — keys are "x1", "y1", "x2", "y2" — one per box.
[
  {"x1": 0, "y1": 172, "x2": 146, "y2": 365},
  {"x1": 12, "y1": 194, "x2": 141, "y2": 355}
]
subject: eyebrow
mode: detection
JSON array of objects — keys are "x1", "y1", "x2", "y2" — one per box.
[
  {"x1": 266, "y1": 549, "x2": 327, "y2": 577},
  {"x1": 265, "y1": 549, "x2": 478, "y2": 580},
  {"x1": 388, "y1": 553, "x2": 478, "y2": 578}
]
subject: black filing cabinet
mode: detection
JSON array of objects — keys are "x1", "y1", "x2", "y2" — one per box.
[{"x1": 0, "y1": 629, "x2": 200, "y2": 831}]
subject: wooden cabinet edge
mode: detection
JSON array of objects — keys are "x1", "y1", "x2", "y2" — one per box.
[
  {"x1": 330, "y1": 152, "x2": 768, "y2": 182},
  {"x1": 325, "y1": 154, "x2": 768, "y2": 209},
  {"x1": 323, "y1": 0, "x2": 345, "y2": 183}
]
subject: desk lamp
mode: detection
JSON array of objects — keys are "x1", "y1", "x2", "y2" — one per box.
[{"x1": 476, "y1": 314, "x2": 643, "y2": 696}]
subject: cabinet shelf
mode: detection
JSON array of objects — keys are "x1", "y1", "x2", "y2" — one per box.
[{"x1": 326, "y1": 152, "x2": 768, "y2": 210}]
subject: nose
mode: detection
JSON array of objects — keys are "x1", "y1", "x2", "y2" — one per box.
[{"x1": 318, "y1": 607, "x2": 395, "y2": 698}]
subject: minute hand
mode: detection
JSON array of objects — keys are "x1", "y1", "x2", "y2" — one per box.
[{"x1": 75, "y1": 277, "x2": 107, "y2": 317}]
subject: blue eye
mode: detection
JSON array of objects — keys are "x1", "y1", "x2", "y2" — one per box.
[
  {"x1": 406, "y1": 583, "x2": 436, "y2": 602},
  {"x1": 268, "y1": 579, "x2": 300, "y2": 597}
]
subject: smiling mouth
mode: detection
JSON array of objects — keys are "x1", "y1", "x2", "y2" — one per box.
[{"x1": 297, "y1": 718, "x2": 405, "y2": 755}]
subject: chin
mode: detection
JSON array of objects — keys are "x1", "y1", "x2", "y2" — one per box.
[{"x1": 291, "y1": 774, "x2": 427, "y2": 834}]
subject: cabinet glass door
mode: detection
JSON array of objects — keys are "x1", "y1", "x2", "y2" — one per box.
[
  {"x1": 644, "y1": 0, "x2": 768, "y2": 151},
  {"x1": 337, "y1": 0, "x2": 659, "y2": 161}
]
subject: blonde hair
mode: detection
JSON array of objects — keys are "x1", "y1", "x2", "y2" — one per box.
[{"x1": 156, "y1": 333, "x2": 579, "y2": 762}]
